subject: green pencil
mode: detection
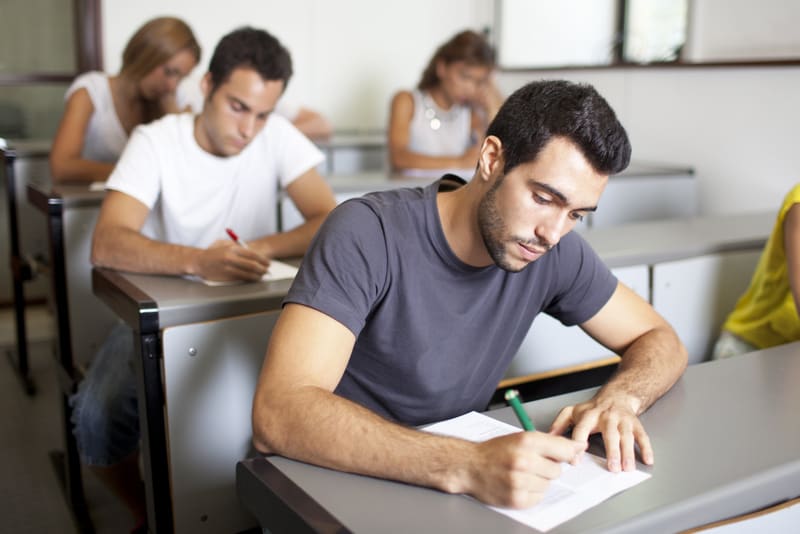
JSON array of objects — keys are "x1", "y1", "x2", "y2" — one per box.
[{"x1": 504, "y1": 389, "x2": 536, "y2": 431}]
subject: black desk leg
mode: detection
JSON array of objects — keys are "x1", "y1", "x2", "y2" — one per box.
[
  {"x1": 4, "y1": 149, "x2": 36, "y2": 395},
  {"x1": 45, "y1": 203, "x2": 93, "y2": 533},
  {"x1": 136, "y1": 331, "x2": 174, "y2": 534},
  {"x1": 49, "y1": 398, "x2": 95, "y2": 534},
  {"x1": 5, "y1": 265, "x2": 36, "y2": 395}
]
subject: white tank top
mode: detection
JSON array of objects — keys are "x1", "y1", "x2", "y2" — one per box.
[
  {"x1": 65, "y1": 72, "x2": 128, "y2": 163},
  {"x1": 408, "y1": 89, "x2": 472, "y2": 157}
]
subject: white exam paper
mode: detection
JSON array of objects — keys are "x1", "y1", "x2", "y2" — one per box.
[
  {"x1": 423, "y1": 411, "x2": 651, "y2": 532},
  {"x1": 189, "y1": 259, "x2": 298, "y2": 286}
]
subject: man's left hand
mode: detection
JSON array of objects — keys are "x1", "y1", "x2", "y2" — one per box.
[{"x1": 548, "y1": 394, "x2": 653, "y2": 473}]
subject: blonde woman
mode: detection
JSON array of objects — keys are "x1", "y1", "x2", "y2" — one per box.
[{"x1": 50, "y1": 17, "x2": 200, "y2": 183}]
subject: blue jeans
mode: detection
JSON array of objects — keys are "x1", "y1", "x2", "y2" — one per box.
[{"x1": 70, "y1": 322, "x2": 140, "y2": 466}]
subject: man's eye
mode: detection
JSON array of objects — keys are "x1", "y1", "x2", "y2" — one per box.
[
  {"x1": 570, "y1": 212, "x2": 586, "y2": 221},
  {"x1": 534, "y1": 194, "x2": 551, "y2": 205}
]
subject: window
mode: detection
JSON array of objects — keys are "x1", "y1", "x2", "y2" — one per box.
[{"x1": 0, "y1": 0, "x2": 101, "y2": 140}]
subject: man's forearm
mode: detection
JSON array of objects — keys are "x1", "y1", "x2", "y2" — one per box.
[
  {"x1": 251, "y1": 213, "x2": 329, "y2": 259},
  {"x1": 594, "y1": 325, "x2": 687, "y2": 415},
  {"x1": 253, "y1": 385, "x2": 475, "y2": 495},
  {"x1": 92, "y1": 226, "x2": 199, "y2": 275}
]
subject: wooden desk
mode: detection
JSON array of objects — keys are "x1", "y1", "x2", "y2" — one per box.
[
  {"x1": 92, "y1": 268, "x2": 297, "y2": 534},
  {"x1": 27, "y1": 180, "x2": 106, "y2": 532},
  {"x1": 237, "y1": 343, "x2": 800, "y2": 533}
]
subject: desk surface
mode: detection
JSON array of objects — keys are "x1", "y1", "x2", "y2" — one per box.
[
  {"x1": 92, "y1": 267, "x2": 295, "y2": 331},
  {"x1": 238, "y1": 342, "x2": 800, "y2": 533},
  {"x1": 0, "y1": 138, "x2": 51, "y2": 158},
  {"x1": 582, "y1": 210, "x2": 773, "y2": 268},
  {"x1": 92, "y1": 209, "x2": 774, "y2": 332},
  {"x1": 26, "y1": 180, "x2": 105, "y2": 211},
  {"x1": 324, "y1": 161, "x2": 694, "y2": 190},
  {"x1": 314, "y1": 130, "x2": 386, "y2": 150},
  {"x1": 615, "y1": 160, "x2": 693, "y2": 178}
]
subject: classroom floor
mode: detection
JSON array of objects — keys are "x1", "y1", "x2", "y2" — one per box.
[{"x1": 0, "y1": 305, "x2": 131, "y2": 533}]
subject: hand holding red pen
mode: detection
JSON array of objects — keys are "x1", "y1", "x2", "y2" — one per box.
[
  {"x1": 225, "y1": 228, "x2": 250, "y2": 249},
  {"x1": 190, "y1": 228, "x2": 270, "y2": 282}
]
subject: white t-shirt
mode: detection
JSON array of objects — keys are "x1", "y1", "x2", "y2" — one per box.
[
  {"x1": 66, "y1": 71, "x2": 199, "y2": 162},
  {"x1": 106, "y1": 112, "x2": 324, "y2": 247},
  {"x1": 65, "y1": 71, "x2": 127, "y2": 163}
]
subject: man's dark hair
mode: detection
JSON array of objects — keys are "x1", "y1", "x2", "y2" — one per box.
[
  {"x1": 207, "y1": 27, "x2": 293, "y2": 93},
  {"x1": 486, "y1": 80, "x2": 631, "y2": 175}
]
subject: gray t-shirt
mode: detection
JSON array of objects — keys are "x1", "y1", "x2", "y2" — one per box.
[{"x1": 285, "y1": 178, "x2": 617, "y2": 425}]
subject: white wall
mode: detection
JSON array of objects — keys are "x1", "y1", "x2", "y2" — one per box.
[
  {"x1": 498, "y1": 67, "x2": 800, "y2": 216},
  {"x1": 101, "y1": 0, "x2": 800, "y2": 216},
  {"x1": 101, "y1": 0, "x2": 493, "y2": 130}
]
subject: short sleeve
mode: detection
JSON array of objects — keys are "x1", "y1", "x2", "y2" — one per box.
[
  {"x1": 105, "y1": 126, "x2": 162, "y2": 208},
  {"x1": 65, "y1": 72, "x2": 103, "y2": 104},
  {"x1": 263, "y1": 114, "x2": 324, "y2": 188},
  {"x1": 544, "y1": 232, "x2": 617, "y2": 326},
  {"x1": 285, "y1": 199, "x2": 389, "y2": 336}
]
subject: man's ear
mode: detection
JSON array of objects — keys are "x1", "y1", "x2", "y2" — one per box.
[
  {"x1": 200, "y1": 72, "x2": 213, "y2": 100},
  {"x1": 477, "y1": 135, "x2": 504, "y2": 183}
]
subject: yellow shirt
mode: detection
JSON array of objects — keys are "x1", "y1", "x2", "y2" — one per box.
[{"x1": 724, "y1": 184, "x2": 800, "y2": 348}]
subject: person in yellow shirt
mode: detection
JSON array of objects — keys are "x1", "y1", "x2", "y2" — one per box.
[{"x1": 713, "y1": 183, "x2": 800, "y2": 358}]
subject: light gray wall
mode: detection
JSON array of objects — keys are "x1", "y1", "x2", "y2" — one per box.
[
  {"x1": 101, "y1": 0, "x2": 493, "y2": 130},
  {"x1": 100, "y1": 0, "x2": 800, "y2": 216}
]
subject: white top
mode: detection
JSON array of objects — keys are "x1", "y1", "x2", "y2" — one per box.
[
  {"x1": 408, "y1": 89, "x2": 472, "y2": 157},
  {"x1": 106, "y1": 112, "x2": 324, "y2": 247},
  {"x1": 65, "y1": 71, "x2": 127, "y2": 163},
  {"x1": 67, "y1": 71, "x2": 199, "y2": 163}
]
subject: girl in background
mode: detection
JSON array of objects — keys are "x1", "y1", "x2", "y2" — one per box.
[
  {"x1": 50, "y1": 17, "x2": 200, "y2": 182},
  {"x1": 388, "y1": 29, "x2": 504, "y2": 174}
]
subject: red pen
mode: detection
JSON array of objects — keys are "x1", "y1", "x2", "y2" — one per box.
[{"x1": 225, "y1": 227, "x2": 250, "y2": 249}]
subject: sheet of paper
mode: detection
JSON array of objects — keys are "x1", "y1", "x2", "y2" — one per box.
[
  {"x1": 423, "y1": 411, "x2": 651, "y2": 532},
  {"x1": 189, "y1": 259, "x2": 299, "y2": 286}
]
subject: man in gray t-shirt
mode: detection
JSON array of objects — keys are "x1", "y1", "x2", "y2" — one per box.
[{"x1": 252, "y1": 80, "x2": 688, "y2": 510}]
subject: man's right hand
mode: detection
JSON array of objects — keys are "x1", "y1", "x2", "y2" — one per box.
[
  {"x1": 193, "y1": 240, "x2": 270, "y2": 281},
  {"x1": 461, "y1": 431, "x2": 586, "y2": 509}
]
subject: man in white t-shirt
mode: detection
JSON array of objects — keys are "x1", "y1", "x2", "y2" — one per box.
[{"x1": 70, "y1": 27, "x2": 336, "y2": 531}]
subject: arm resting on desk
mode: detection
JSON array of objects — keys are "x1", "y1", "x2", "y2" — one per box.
[
  {"x1": 91, "y1": 190, "x2": 269, "y2": 281},
  {"x1": 246, "y1": 169, "x2": 336, "y2": 259},
  {"x1": 550, "y1": 282, "x2": 688, "y2": 472},
  {"x1": 291, "y1": 107, "x2": 333, "y2": 140},
  {"x1": 252, "y1": 303, "x2": 586, "y2": 509}
]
